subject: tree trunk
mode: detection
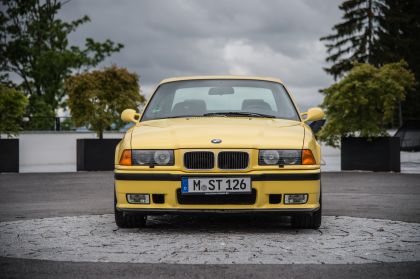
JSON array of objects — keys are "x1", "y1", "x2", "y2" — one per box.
[
  {"x1": 398, "y1": 102, "x2": 403, "y2": 127},
  {"x1": 367, "y1": 0, "x2": 373, "y2": 63}
]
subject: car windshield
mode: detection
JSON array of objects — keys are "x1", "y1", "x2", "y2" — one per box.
[{"x1": 141, "y1": 79, "x2": 300, "y2": 121}]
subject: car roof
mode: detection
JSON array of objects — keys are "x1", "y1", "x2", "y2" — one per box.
[{"x1": 159, "y1": 75, "x2": 284, "y2": 85}]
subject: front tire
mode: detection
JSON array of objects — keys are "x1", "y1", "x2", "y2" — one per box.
[
  {"x1": 291, "y1": 192, "x2": 322, "y2": 229},
  {"x1": 114, "y1": 193, "x2": 146, "y2": 228}
]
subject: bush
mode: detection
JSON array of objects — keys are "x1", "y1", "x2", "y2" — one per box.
[
  {"x1": 319, "y1": 61, "x2": 416, "y2": 147},
  {"x1": 0, "y1": 84, "x2": 28, "y2": 138},
  {"x1": 24, "y1": 96, "x2": 56, "y2": 131},
  {"x1": 65, "y1": 66, "x2": 144, "y2": 138}
]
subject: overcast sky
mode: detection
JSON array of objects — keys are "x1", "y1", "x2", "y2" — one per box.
[{"x1": 60, "y1": 0, "x2": 342, "y2": 111}]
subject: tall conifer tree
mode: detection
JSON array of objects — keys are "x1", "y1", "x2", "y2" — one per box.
[
  {"x1": 321, "y1": 0, "x2": 383, "y2": 80},
  {"x1": 375, "y1": 0, "x2": 420, "y2": 120}
]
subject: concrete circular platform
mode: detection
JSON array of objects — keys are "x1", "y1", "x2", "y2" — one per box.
[{"x1": 1, "y1": 214, "x2": 419, "y2": 264}]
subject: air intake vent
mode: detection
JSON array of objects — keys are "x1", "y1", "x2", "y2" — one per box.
[
  {"x1": 218, "y1": 151, "x2": 249, "y2": 169},
  {"x1": 184, "y1": 151, "x2": 214, "y2": 169},
  {"x1": 177, "y1": 189, "x2": 256, "y2": 205}
]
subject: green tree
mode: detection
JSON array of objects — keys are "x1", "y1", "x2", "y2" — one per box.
[
  {"x1": 65, "y1": 66, "x2": 144, "y2": 139},
  {"x1": 0, "y1": 0, "x2": 123, "y2": 129},
  {"x1": 374, "y1": 0, "x2": 420, "y2": 121},
  {"x1": 0, "y1": 84, "x2": 28, "y2": 138},
  {"x1": 320, "y1": 0, "x2": 384, "y2": 80},
  {"x1": 319, "y1": 61, "x2": 415, "y2": 147}
]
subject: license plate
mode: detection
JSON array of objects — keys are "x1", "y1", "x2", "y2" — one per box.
[{"x1": 181, "y1": 177, "x2": 251, "y2": 194}]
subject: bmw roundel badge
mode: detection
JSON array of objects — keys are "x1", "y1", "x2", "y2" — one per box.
[{"x1": 211, "y1": 139, "x2": 222, "y2": 144}]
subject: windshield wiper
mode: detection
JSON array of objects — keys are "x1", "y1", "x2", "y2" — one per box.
[
  {"x1": 163, "y1": 115, "x2": 201, "y2": 119},
  {"x1": 203, "y1": 112, "x2": 276, "y2": 118}
]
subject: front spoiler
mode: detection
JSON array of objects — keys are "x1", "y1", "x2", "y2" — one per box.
[{"x1": 117, "y1": 207, "x2": 320, "y2": 216}]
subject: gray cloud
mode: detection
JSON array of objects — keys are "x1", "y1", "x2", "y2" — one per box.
[{"x1": 59, "y1": 0, "x2": 342, "y2": 110}]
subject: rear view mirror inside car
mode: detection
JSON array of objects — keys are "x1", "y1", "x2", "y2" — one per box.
[{"x1": 208, "y1": 86, "x2": 235, "y2": 95}]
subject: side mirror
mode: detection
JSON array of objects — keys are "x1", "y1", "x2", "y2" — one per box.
[
  {"x1": 121, "y1": 109, "x2": 140, "y2": 123},
  {"x1": 301, "y1": 107, "x2": 324, "y2": 122}
]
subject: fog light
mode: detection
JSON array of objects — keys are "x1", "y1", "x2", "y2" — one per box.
[
  {"x1": 127, "y1": 194, "x2": 150, "y2": 204},
  {"x1": 284, "y1": 194, "x2": 308, "y2": 204}
]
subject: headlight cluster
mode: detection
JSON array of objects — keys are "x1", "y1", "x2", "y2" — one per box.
[
  {"x1": 119, "y1": 150, "x2": 174, "y2": 166},
  {"x1": 259, "y1": 149, "x2": 316, "y2": 165},
  {"x1": 133, "y1": 150, "x2": 174, "y2": 165},
  {"x1": 259, "y1": 150, "x2": 301, "y2": 165}
]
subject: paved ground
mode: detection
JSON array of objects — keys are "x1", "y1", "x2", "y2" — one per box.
[
  {"x1": 1, "y1": 257, "x2": 419, "y2": 279},
  {"x1": 2, "y1": 215, "x2": 419, "y2": 264},
  {"x1": 1, "y1": 172, "x2": 419, "y2": 223},
  {"x1": 0, "y1": 172, "x2": 419, "y2": 278}
]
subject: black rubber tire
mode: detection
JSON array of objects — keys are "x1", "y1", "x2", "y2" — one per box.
[
  {"x1": 114, "y1": 193, "x2": 146, "y2": 228},
  {"x1": 291, "y1": 191, "x2": 322, "y2": 229}
]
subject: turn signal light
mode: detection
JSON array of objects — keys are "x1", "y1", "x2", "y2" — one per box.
[
  {"x1": 302, "y1": 149, "x2": 316, "y2": 165},
  {"x1": 119, "y1": 149, "x2": 132, "y2": 165}
]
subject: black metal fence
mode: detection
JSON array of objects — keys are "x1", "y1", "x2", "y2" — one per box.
[
  {"x1": 21, "y1": 117, "x2": 76, "y2": 131},
  {"x1": 21, "y1": 117, "x2": 130, "y2": 132}
]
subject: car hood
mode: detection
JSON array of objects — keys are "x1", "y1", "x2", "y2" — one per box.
[{"x1": 130, "y1": 117, "x2": 305, "y2": 149}]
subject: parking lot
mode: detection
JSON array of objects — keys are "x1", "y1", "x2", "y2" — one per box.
[{"x1": 0, "y1": 171, "x2": 419, "y2": 278}]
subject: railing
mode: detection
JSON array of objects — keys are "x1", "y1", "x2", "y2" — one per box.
[
  {"x1": 21, "y1": 117, "x2": 131, "y2": 132},
  {"x1": 21, "y1": 117, "x2": 72, "y2": 131}
]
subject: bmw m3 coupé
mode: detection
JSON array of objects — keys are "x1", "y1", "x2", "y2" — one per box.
[{"x1": 114, "y1": 76, "x2": 324, "y2": 229}]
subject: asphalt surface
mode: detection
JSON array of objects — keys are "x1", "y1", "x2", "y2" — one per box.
[
  {"x1": 1, "y1": 257, "x2": 419, "y2": 279},
  {"x1": 0, "y1": 172, "x2": 419, "y2": 223},
  {"x1": 0, "y1": 171, "x2": 419, "y2": 278}
]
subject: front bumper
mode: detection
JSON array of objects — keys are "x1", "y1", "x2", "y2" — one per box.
[{"x1": 115, "y1": 171, "x2": 321, "y2": 214}]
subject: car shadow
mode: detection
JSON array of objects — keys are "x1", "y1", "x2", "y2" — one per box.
[{"x1": 119, "y1": 214, "x2": 321, "y2": 234}]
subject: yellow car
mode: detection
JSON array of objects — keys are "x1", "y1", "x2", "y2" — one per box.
[{"x1": 114, "y1": 76, "x2": 324, "y2": 229}]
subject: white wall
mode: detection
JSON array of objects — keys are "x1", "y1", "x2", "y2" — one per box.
[{"x1": 17, "y1": 132, "x2": 123, "y2": 173}]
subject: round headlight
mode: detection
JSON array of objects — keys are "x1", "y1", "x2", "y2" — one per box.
[
  {"x1": 261, "y1": 150, "x2": 280, "y2": 165},
  {"x1": 280, "y1": 150, "x2": 300, "y2": 165},
  {"x1": 154, "y1": 150, "x2": 171, "y2": 165},
  {"x1": 135, "y1": 151, "x2": 153, "y2": 165}
]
